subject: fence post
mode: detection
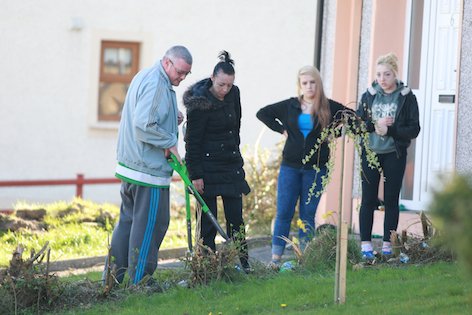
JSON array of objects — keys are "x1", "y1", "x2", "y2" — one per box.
[{"x1": 76, "y1": 174, "x2": 84, "y2": 198}]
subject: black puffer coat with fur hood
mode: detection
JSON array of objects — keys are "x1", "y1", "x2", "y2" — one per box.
[{"x1": 183, "y1": 78, "x2": 250, "y2": 197}]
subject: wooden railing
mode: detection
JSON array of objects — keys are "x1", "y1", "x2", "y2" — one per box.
[{"x1": 0, "y1": 174, "x2": 180, "y2": 213}]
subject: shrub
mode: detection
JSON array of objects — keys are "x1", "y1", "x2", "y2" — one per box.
[
  {"x1": 429, "y1": 173, "x2": 472, "y2": 277},
  {"x1": 242, "y1": 143, "x2": 282, "y2": 235},
  {"x1": 302, "y1": 226, "x2": 362, "y2": 272},
  {"x1": 182, "y1": 241, "x2": 242, "y2": 287},
  {"x1": 0, "y1": 243, "x2": 63, "y2": 314}
]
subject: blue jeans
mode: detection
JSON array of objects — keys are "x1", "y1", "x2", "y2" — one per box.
[{"x1": 272, "y1": 164, "x2": 326, "y2": 257}]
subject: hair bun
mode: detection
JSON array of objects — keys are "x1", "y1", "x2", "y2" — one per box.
[
  {"x1": 377, "y1": 52, "x2": 399, "y2": 76},
  {"x1": 218, "y1": 50, "x2": 234, "y2": 65}
]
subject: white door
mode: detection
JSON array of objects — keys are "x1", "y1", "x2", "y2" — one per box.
[
  {"x1": 422, "y1": 0, "x2": 460, "y2": 205},
  {"x1": 401, "y1": 0, "x2": 460, "y2": 210}
]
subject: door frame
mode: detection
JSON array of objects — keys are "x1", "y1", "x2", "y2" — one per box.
[{"x1": 401, "y1": 0, "x2": 461, "y2": 211}]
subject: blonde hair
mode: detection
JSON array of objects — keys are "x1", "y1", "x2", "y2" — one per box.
[
  {"x1": 376, "y1": 52, "x2": 399, "y2": 77},
  {"x1": 297, "y1": 65, "x2": 331, "y2": 129}
]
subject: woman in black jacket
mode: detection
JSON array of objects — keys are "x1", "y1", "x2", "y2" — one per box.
[
  {"x1": 356, "y1": 52, "x2": 420, "y2": 260},
  {"x1": 257, "y1": 65, "x2": 348, "y2": 265},
  {"x1": 183, "y1": 51, "x2": 251, "y2": 271}
]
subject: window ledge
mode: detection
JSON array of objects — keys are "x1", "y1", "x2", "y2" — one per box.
[{"x1": 89, "y1": 121, "x2": 120, "y2": 130}]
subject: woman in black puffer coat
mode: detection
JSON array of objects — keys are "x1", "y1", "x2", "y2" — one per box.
[{"x1": 183, "y1": 51, "x2": 251, "y2": 271}]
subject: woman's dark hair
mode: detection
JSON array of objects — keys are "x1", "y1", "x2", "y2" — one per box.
[{"x1": 212, "y1": 50, "x2": 235, "y2": 76}]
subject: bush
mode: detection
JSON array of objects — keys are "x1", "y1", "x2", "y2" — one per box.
[
  {"x1": 242, "y1": 144, "x2": 282, "y2": 235},
  {"x1": 429, "y1": 173, "x2": 472, "y2": 277},
  {"x1": 302, "y1": 226, "x2": 362, "y2": 272},
  {"x1": 0, "y1": 243, "x2": 64, "y2": 314}
]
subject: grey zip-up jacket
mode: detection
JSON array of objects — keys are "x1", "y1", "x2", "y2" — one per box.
[{"x1": 115, "y1": 61, "x2": 178, "y2": 186}]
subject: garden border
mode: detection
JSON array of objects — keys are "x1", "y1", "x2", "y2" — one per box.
[{"x1": 37, "y1": 235, "x2": 272, "y2": 272}]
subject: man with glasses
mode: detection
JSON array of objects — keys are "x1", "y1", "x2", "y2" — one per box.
[
  {"x1": 104, "y1": 45, "x2": 192, "y2": 286},
  {"x1": 168, "y1": 58, "x2": 192, "y2": 78}
]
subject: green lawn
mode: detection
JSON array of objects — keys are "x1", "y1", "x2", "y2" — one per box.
[
  {"x1": 0, "y1": 198, "x2": 191, "y2": 266},
  {"x1": 63, "y1": 262, "x2": 471, "y2": 315},
  {"x1": 0, "y1": 196, "x2": 271, "y2": 266}
]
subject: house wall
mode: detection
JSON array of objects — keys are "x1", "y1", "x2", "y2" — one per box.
[
  {"x1": 320, "y1": 0, "x2": 427, "y2": 235},
  {"x1": 456, "y1": 0, "x2": 472, "y2": 173},
  {"x1": 316, "y1": 0, "x2": 362, "y2": 226},
  {"x1": 318, "y1": 0, "x2": 408, "y2": 227},
  {"x1": 0, "y1": 0, "x2": 319, "y2": 208},
  {"x1": 350, "y1": 0, "x2": 470, "y2": 236},
  {"x1": 352, "y1": 0, "x2": 374, "y2": 199},
  {"x1": 369, "y1": 0, "x2": 408, "y2": 80}
]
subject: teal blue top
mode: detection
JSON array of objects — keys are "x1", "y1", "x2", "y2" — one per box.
[{"x1": 298, "y1": 113, "x2": 313, "y2": 138}]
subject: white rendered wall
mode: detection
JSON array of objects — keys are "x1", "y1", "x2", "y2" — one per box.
[
  {"x1": 456, "y1": 0, "x2": 472, "y2": 174},
  {"x1": 0, "y1": 0, "x2": 318, "y2": 208}
]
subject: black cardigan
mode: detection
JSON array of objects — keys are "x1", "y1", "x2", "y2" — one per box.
[
  {"x1": 183, "y1": 78, "x2": 250, "y2": 197},
  {"x1": 257, "y1": 97, "x2": 347, "y2": 169}
]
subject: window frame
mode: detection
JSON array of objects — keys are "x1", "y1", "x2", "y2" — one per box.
[{"x1": 98, "y1": 40, "x2": 140, "y2": 121}]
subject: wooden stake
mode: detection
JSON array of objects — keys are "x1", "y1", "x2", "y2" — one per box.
[{"x1": 334, "y1": 128, "x2": 348, "y2": 304}]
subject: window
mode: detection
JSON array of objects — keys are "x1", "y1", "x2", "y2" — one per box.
[
  {"x1": 98, "y1": 41, "x2": 140, "y2": 121},
  {"x1": 401, "y1": 0, "x2": 424, "y2": 200},
  {"x1": 407, "y1": 0, "x2": 424, "y2": 89}
]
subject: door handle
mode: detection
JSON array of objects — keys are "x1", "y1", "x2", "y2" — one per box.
[{"x1": 438, "y1": 95, "x2": 455, "y2": 103}]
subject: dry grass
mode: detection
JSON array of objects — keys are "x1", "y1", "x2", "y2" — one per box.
[
  {"x1": 181, "y1": 241, "x2": 242, "y2": 287},
  {"x1": 0, "y1": 243, "x2": 62, "y2": 313}
]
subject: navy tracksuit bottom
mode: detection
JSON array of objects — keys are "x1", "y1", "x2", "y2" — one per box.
[{"x1": 104, "y1": 182, "x2": 170, "y2": 284}]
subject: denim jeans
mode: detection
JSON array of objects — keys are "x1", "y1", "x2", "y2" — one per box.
[{"x1": 272, "y1": 164, "x2": 327, "y2": 257}]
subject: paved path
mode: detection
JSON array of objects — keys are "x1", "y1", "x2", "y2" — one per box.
[
  {"x1": 159, "y1": 237, "x2": 277, "y2": 269},
  {"x1": 54, "y1": 236, "x2": 283, "y2": 276}
]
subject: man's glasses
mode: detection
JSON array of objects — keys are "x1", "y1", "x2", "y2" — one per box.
[{"x1": 169, "y1": 59, "x2": 191, "y2": 77}]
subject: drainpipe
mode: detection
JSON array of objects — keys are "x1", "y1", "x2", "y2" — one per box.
[{"x1": 314, "y1": 0, "x2": 324, "y2": 69}]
